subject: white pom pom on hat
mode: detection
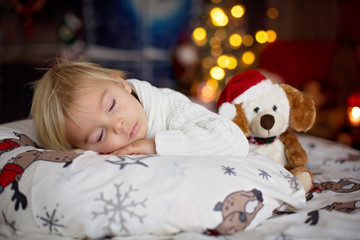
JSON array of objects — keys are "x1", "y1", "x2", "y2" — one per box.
[{"x1": 218, "y1": 102, "x2": 237, "y2": 120}]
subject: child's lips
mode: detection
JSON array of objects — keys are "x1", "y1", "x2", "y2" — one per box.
[{"x1": 130, "y1": 122, "x2": 138, "y2": 139}]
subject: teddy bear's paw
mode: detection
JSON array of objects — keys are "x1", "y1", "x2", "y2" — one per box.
[{"x1": 296, "y1": 172, "x2": 312, "y2": 193}]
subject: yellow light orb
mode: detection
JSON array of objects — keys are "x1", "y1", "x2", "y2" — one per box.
[
  {"x1": 242, "y1": 34, "x2": 254, "y2": 47},
  {"x1": 193, "y1": 27, "x2": 207, "y2": 41},
  {"x1": 217, "y1": 55, "x2": 230, "y2": 68},
  {"x1": 267, "y1": 7, "x2": 279, "y2": 19},
  {"x1": 242, "y1": 51, "x2": 255, "y2": 65},
  {"x1": 266, "y1": 30, "x2": 277, "y2": 42},
  {"x1": 231, "y1": 5, "x2": 245, "y2": 18},
  {"x1": 210, "y1": 7, "x2": 229, "y2": 27},
  {"x1": 210, "y1": 66, "x2": 225, "y2": 80},
  {"x1": 255, "y1": 30, "x2": 268, "y2": 44},
  {"x1": 227, "y1": 56, "x2": 238, "y2": 69},
  {"x1": 229, "y1": 33, "x2": 242, "y2": 48}
]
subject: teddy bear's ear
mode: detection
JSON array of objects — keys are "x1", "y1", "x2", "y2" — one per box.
[
  {"x1": 280, "y1": 84, "x2": 316, "y2": 132},
  {"x1": 233, "y1": 104, "x2": 250, "y2": 136}
]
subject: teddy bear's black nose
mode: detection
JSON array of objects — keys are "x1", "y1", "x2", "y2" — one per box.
[{"x1": 260, "y1": 114, "x2": 275, "y2": 130}]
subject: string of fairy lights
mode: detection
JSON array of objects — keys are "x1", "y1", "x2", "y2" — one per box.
[{"x1": 190, "y1": 1, "x2": 279, "y2": 103}]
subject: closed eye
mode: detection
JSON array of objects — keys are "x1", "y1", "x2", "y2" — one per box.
[
  {"x1": 109, "y1": 99, "x2": 116, "y2": 112},
  {"x1": 97, "y1": 129, "x2": 105, "y2": 142}
]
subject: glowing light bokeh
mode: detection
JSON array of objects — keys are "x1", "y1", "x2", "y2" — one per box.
[
  {"x1": 217, "y1": 55, "x2": 237, "y2": 69},
  {"x1": 267, "y1": 7, "x2": 279, "y2": 19},
  {"x1": 210, "y1": 66, "x2": 225, "y2": 80},
  {"x1": 349, "y1": 106, "x2": 360, "y2": 126},
  {"x1": 231, "y1": 5, "x2": 245, "y2": 18},
  {"x1": 201, "y1": 81, "x2": 217, "y2": 102},
  {"x1": 217, "y1": 55, "x2": 230, "y2": 68},
  {"x1": 193, "y1": 27, "x2": 206, "y2": 41},
  {"x1": 229, "y1": 33, "x2": 242, "y2": 48},
  {"x1": 266, "y1": 30, "x2": 277, "y2": 42},
  {"x1": 210, "y1": 7, "x2": 229, "y2": 27},
  {"x1": 242, "y1": 34, "x2": 254, "y2": 47},
  {"x1": 255, "y1": 30, "x2": 268, "y2": 43},
  {"x1": 242, "y1": 51, "x2": 255, "y2": 65},
  {"x1": 227, "y1": 56, "x2": 238, "y2": 69}
]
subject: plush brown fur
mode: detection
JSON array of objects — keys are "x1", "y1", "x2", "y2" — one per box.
[
  {"x1": 280, "y1": 85, "x2": 315, "y2": 191},
  {"x1": 280, "y1": 129, "x2": 313, "y2": 181},
  {"x1": 280, "y1": 84, "x2": 316, "y2": 132},
  {"x1": 232, "y1": 104, "x2": 250, "y2": 136}
]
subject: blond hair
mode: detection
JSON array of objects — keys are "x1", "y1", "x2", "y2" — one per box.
[{"x1": 30, "y1": 61, "x2": 126, "y2": 151}]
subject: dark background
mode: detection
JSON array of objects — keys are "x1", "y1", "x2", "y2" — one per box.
[{"x1": 0, "y1": 0, "x2": 359, "y2": 148}]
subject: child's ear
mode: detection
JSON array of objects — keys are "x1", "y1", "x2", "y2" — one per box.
[{"x1": 110, "y1": 73, "x2": 132, "y2": 93}]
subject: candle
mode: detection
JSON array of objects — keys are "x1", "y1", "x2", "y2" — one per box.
[
  {"x1": 348, "y1": 106, "x2": 360, "y2": 126},
  {"x1": 347, "y1": 92, "x2": 360, "y2": 127}
]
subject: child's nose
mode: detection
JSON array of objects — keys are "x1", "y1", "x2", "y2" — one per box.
[{"x1": 114, "y1": 118, "x2": 125, "y2": 134}]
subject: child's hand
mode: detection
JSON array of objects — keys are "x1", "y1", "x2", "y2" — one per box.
[{"x1": 110, "y1": 138, "x2": 156, "y2": 156}]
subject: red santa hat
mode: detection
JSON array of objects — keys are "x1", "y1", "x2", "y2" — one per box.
[{"x1": 217, "y1": 70, "x2": 270, "y2": 119}]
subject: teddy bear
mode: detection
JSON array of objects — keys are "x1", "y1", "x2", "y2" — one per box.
[{"x1": 217, "y1": 70, "x2": 316, "y2": 193}]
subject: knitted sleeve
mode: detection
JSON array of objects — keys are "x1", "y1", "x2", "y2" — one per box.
[{"x1": 154, "y1": 96, "x2": 249, "y2": 156}]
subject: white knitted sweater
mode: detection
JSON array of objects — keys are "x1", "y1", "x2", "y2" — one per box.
[{"x1": 127, "y1": 79, "x2": 249, "y2": 156}]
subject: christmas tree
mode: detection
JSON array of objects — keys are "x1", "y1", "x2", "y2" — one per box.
[{"x1": 173, "y1": 0, "x2": 278, "y2": 105}]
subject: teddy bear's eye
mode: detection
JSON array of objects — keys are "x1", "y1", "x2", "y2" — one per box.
[
  {"x1": 272, "y1": 105, "x2": 277, "y2": 111},
  {"x1": 254, "y1": 107, "x2": 260, "y2": 113}
]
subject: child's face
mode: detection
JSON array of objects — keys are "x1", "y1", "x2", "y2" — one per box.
[{"x1": 65, "y1": 78, "x2": 148, "y2": 154}]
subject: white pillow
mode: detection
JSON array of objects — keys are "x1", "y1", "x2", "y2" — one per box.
[{"x1": 0, "y1": 120, "x2": 305, "y2": 238}]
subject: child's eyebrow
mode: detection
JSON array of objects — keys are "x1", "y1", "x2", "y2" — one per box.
[{"x1": 84, "y1": 89, "x2": 108, "y2": 144}]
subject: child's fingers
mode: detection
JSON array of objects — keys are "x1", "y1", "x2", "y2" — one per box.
[
  {"x1": 110, "y1": 139, "x2": 156, "y2": 156},
  {"x1": 111, "y1": 145, "x2": 139, "y2": 156}
]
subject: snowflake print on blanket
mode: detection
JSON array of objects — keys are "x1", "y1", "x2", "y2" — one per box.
[
  {"x1": 281, "y1": 171, "x2": 300, "y2": 190},
  {"x1": 92, "y1": 182, "x2": 147, "y2": 233},
  {"x1": 221, "y1": 166, "x2": 237, "y2": 176},
  {"x1": 258, "y1": 169, "x2": 271, "y2": 180},
  {"x1": 36, "y1": 204, "x2": 66, "y2": 233},
  {"x1": 169, "y1": 162, "x2": 188, "y2": 178},
  {"x1": 106, "y1": 155, "x2": 153, "y2": 169}
]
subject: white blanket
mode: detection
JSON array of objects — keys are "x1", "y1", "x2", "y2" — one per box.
[{"x1": 0, "y1": 119, "x2": 305, "y2": 238}]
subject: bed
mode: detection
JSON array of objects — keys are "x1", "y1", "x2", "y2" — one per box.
[{"x1": 0, "y1": 119, "x2": 359, "y2": 240}]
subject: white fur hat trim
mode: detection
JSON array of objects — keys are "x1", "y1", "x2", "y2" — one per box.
[{"x1": 231, "y1": 79, "x2": 274, "y2": 104}]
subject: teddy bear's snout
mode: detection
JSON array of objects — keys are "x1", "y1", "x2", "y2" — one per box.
[{"x1": 260, "y1": 114, "x2": 275, "y2": 130}]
